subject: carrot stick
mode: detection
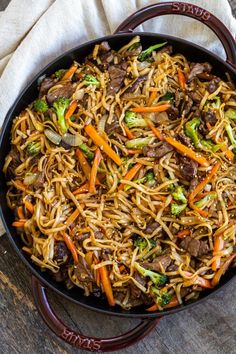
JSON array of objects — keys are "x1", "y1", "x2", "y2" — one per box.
[
  {"x1": 99, "y1": 266, "x2": 115, "y2": 306},
  {"x1": 76, "y1": 149, "x2": 92, "y2": 180},
  {"x1": 130, "y1": 103, "x2": 170, "y2": 113},
  {"x1": 72, "y1": 182, "x2": 89, "y2": 195},
  {"x1": 119, "y1": 163, "x2": 142, "y2": 191},
  {"x1": 206, "y1": 122, "x2": 212, "y2": 131},
  {"x1": 23, "y1": 200, "x2": 34, "y2": 214},
  {"x1": 13, "y1": 180, "x2": 27, "y2": 192},
  {"x1": 62, "y1": 232, "x2": 78, "y2": 264},
  {"x1": 148, "y1": 90, "x2": 158, "y2": 106},
  {"x1": 189, "y1": 201, "x2": 208, "y2": 218},
  {"x1": 165, "y1": 136, "x2": 209, "y2": 167},
  {"x1": 127, "y1": 149, "x2": 142, "y2": 155},
  {"x1": 212, "y1": 253, "x2": 236, "y2": 286},
  {"x1": 145, "y1": 117, "x2": 165, "y2": 141},
  {"x1": 176, "y1": 229, "x2": 191, "y2": 239},
  {"x1": 12, "y1": 220, "x2": 26, "y2": 228},
  {"x1": 189, "y1": 162, "x2": 221, "y2": 202},
  {"x1": 177, "y1": 69, "x2": 186, "y2": 90},
  {"x1": 84, "y1": 124, "x2": 122, "y2": 166},
  {"x1": 61, "y1": 64, "x2": 78, "y2": 81},
  {"x1": 146, "y1": 295, "x2": 179, "y2": 311},
  {"x1": 212, "y1": 235, "x2": 224, "y2": 271},
  {"x1": 182, "y1": 271, "x2": 212, "y2": 288},
  {"x1": 89, "y1": 148, "x2": 102, "y2": 193},
  {"x1": 123, "y1": 124, "x2": 134, "y2": 139},
  {"x1": 65, "y1": 208, "x2": 81, "y2": 226},
  {"x1": 17, "y1": 207, "x2": 25, "y2": 220},
  {"x1": 220, "y1": 144, "x2": 234, "y2": 161},
  {"x1": 65, "y1": 100, "x2": 77, "y2": 120}
]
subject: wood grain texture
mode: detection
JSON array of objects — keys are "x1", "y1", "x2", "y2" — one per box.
[{"x1": 0, "y1": 1, "x2": 236, "y2": 354}]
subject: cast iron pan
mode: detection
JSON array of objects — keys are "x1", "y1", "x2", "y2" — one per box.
[{"x1": 0, "y1": 2, "x2": 236, "y2": 352}]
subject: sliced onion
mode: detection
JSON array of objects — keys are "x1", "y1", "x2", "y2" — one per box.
[
  {"x1": 37, "y1": 74, "x2": 46, "y2": 86},
  {"x1": 24, "y1": 173, "x2": 38, "y2": 185},
  {"x1": 137, "y1": 61, "x2": 150, "y2": 70},
  {"x1": 62, "y1": 133, "x2": 83, "y2": 146},
  {"x1": 44, "y1": 129, "x2": 62, "y2": 145},
  {"x1": 73, "y1": 88, "x2": 85, "y2": 101},
  {"x1": 97, "y1": 114, "x2": 107, "y2": 132}
]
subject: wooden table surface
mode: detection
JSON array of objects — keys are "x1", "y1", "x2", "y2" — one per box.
[{"x1": 0, "y1": 1, "x2": 236, "y2": 353}]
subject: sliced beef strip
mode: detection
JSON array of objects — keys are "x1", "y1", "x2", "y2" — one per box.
[
  {"x1": 99, "y1": 41, "x2": 111, "y2": 52},
  {"x1": 124, "y1": 44, "x2": 142, "y2": 57},
  {"x1": 143, "y1": 142, "x2": 174, "y2": 159},
  {"x1": 176, "y1": 132, "x2": 192, "y2": 147},
  {"x1": 39, "y1": 77, "x2": 55, "y2": 97},
  {"x1": 130, "y1": 272, "x2": 147, "y2": 300},
  {"x1": 142, "y1": 254, "x2": 171, "y2": 273},
  {"x1": 179, "y1": 155, "x2": 198, "y2": 181},
  {"x1": 74, "y1": 255, "x2": 94, "y2": 283},
  {"x1": 126, "y1": 74, "x2": 148, "y2": 93},
  {"x1": 167, "y1": 264, "x2": 178, "y2": 272},
  {"x1": 33, "y1": 172, "x2": 45, "y2": 189},
  {"x1": 6, "y1": 149, "x2": 21, "y2": 179},
  {"x1": 107, "y1": 63, "x2": 127, "y2": 96},
  {"x1": 167, "y1": 106, "x2": 179, "y2": 120},
  {"x1": 188, "y1": 62, "x2": 212, "y2": 82},
  {"x1": 175, "y1": 91, "x2": 193, "y2": 115},
  {"x1": 53, "y1": 241, "x2": 70, "y2": 265},
  {"x1": 105, "y1": 115, "x2": 122, "y2": 135},
  {"x1": 188, "y1": 91, "x2": 202, "y2": 104},
  {"x1": 202, "y1": 110, "x2": 217, "y2": 126},
  {"x1": 145, "y1": 221, "x2": 159, "y2": 234},
  {"x1": 180, "y1": 236, "x2": 210, "y2": 257},
  {"x1": 184, "y1": 96, "x2": 193, "y2": 115},
  {"x1": 156, "y1": 45, "x2": 173, "y2": 56},
  {"x1": 46, "y1": 82, "x2": 75, "y2": 105},
  {"x1": 208, "y1": 77, "x2": 221, "y2": 93},
  {"x1": 188, "y1": 177, "x2": 199, "y2": 193},
  {"x1": 175, "y1": 90, "x2": 185, "y2": 108}
]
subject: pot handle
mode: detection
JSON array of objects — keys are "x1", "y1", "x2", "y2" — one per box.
[
  {"x1": 31, "y1": 276, "x2": 159, "y2": 352},
  {"x1": 114, "y1": 1, "x2": 236, "y2": 66}
]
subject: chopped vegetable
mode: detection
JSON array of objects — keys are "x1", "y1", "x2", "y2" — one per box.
[
  {"x1": 145, "y1": 117, "x2": 165, "y2": 141},
  {"x1": 124, "y1": 111, "x2": 147, "y2": 128},
  {"x1": 124, "y1": 171, "x2": 155, "y2": 191},
  {"x1": 201, "y1": 140, "x2": 222, "y2": 152},
  {"x1": 44, "y1": 129, "x2": 62, "y2": 145},
  {"x1": 177, "y1": 69, "x2": 186, "y2": 90},
  {"x1": 23, "y1": 200, "x2": 34, "y2": 214},
  {"x1": 125, "y1": 137, "x2": 152, "y2": 149},
  {"x1": 65, "y1": 100, "x2": 78, "y2": 120},
  {"x1": 150, "y1": 286, "x2": 173, "y2": 307},
  {"x1": 55, "y1": 69, "x2": 66, "y2": 80},
  {"x1": 62, "y1": 232, "x2": 79, "y2": 264},
  {"x1": 138, "y1": 42, "x2": 167, "y2": 62},
  {"x1": 119, "y1": 163, "x2": 142, "y2": 191},
  {"x1": 83, "y1": 74, "x2": 100, "y2": 87},
  {"x1": 76, "y1": 149, "x2": 92, "y2": 180},
  {"x1": 195, "y1": 193, "x2": 216, "y2": 209},
  {"x1": 225, "y1": 123, "x2": 236, "y2": 152},
  {"x1": 123, "y1": 123, "x2": 134, "y2": 139},
  {"x1": 148, "y1": 90, "x2": 157, "y2": 106},
  {"x1": 212, "y1": 253, "x2": 236, "y2": 286},
  {"x1": 185, "y1": 118, "x2": 201, "y2": 148},
  {"x1": 84, "y1": 124, "x2": 122, "y2": 166},
  {"x1": 99, "y1": 266, "x2": 115, "y2": 306},
  {"x1": 53, "y1": 97, "x2": 70, "y2": 134},
  {"x1": 77, "y1": 143, "x2": 94, "y2": 161},
  {"x1": 225, "y1": 108, "x2": 236, "y2": 120},
  {"x1": 172, "y1": 186, "x2": 187, "y2": 204},
  {"x1": 72, "y1": 182, "x2": 89, "y2": 195},
  {"x1": 17, "y1": 207, "x2": 25, "y2": 219},
  {"x1": 65, "y1": 208, "x2": 81, "y2": 226},
  {"x1": 182, "y1": 271, "x2": 212, "y2": 288},
  {"x1": 34, "y1": 99, "x2": 48, "y2": 113},
  {"x1": 146, "y1": 295, "x2": 179, "y2": 311},
  {"x1": 160, "y1": 92, "x2": 174, "y2": 103},
  {"x1": 62, "y1": 133, "x2": 83, "y2": 147},
  {"x1": 130, "y1": 103, "x2": 170, "y2": 113},
  {"x1": 27, "y1": 142, "x2": 41, "y2": 156},
  {"x1": 89, "y1": 148, "x2": 102, "y2": 193},
  {"x1": 61, "y1": 64, "x2": 77, "y2": 81},
  {"x1": 133, "y1": 236, "x2": 156, "y2": 251},
  {"x1": 134, "y1": 262, "x2": 168, "y2": 286},
  {"x1": 176, "y1": 229, "x2": 191, "y2": 239},
  {"x1": 12, "y1": 220, "x2": 26, "y2": 228},
  {"x1": 171, "y1": 203, "x2": 187, "y2": 215}
]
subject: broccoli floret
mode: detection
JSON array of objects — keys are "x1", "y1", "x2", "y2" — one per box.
[
  {"x1": 34, "y1": 99, "x2": 48, "y2": 113},
  {"x1": 160, "y1": 92, "x2": 174, "y2": 103},
  {"x1": 52, "y1": 97, "x2": 70, "y2": 134},
  {"x1": 83, "y1": 74, "x2": 100, "y2": 87},
  {"x1": 133, "y1": 236, "x2": 156, "y2": 251},
  {"x1": 138, "y1": 42, "x2": 167, "y2": 62},
  {"x1": 146, "y1": 171, "x2": 155, "y2": 181},
  {"x1": 171, "y1": 203, "x2": 187, "y2": 215},
  {"x1": 78, "y1": 143, "x2": 94, "y2": 161},
  {"x1": 185, "y1": 117, "x2": 201, "y2": 148},
  {"x1": 125, "y1": 137, "x2": 152, "y2": 149},
  {"x1": 225, "y1": 123, "x2": 236, "y2": 153},
  {"x1": 27, "y1": 142, "x2": 41, "y2": 156},
  {"x1": 134, "y1": 262, "x2": 168, "y2": 286},
  {"x1": 225, "y1": 108, "x2": 236, "y2": 120},
  {"x1": 201, "y1": 139, "x2": 222, "y2": 152},
  {"x1": 55, "y1": 69, "x2": 66, "y2": 80},
  {"x1": 124, "y1": 111, "x2": 147, "y2": 128},
  {"x1": 124, "y1": 171, "x2": 155, "y2": 191},
  {"x1": 150, "y1": 286, "x2": 172, "y2": 307},
  {"x1": 172, "y1": 186, "x2": 187, "y2": 204},
  {"x1": 195, "y1": 193, "x2": 216, "y2": 209}
]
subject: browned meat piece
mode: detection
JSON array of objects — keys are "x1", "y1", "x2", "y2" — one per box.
[
  {"x1": 156, "y1": 45, "x2": 173, "y2": 56},
  {"x1": 184, "y1": 96, "x2": 193, "y2": 115},
  {"x1": 179, "y1": 155, "x2": 198, "y2": 181},
  {"x1": 142, "y1": 254, "x2": 171, "y2": 273},
  {"x1": 46, "y1": 82, "x2": 75, "y2": 104},
  {"x1": 189, "y1": 177, "x2": 198, "y2": 192},
  {"x1": 127, "y1": 75, "x2": 148, "y2": 93},
  {"x1": 6, "y1": 149, "x2": 21, "y2": 179},
  {"x1": 180, "y1": 287, "x2": 191, "y2": 297},
  {"x1": 33, "y1": 172, "x2": 45, "y2": 189},
  {"x1": 75, "y1": 232, "x2": 90, "y2": 242},
  {"x1": 143, "y1": 142, "x2": 174, "y2": 159},
  {"x1": 176, "y1": 132, "x2": 191, "y2": 147},
  {"x1": 197, "y1": 72, "x2": 216, "y2": 81},
  {"x1": 175, "y1": 91, "x2": 193, "y2": 115},
  {"x1": 130, "y1": 272, "x2": 147, "y2": 300},
  {"x1": 74, "y1": 255, "x2": 94, "y2": 283},
  {"x1": 188, "y1": 91, "x2": 202, "y2": 104},
  {"x1": 175, "y1": 90, "x2": 185, "y2": 107},
  {"x1": 208, "y1": 77, "x2": 221, "y2": 93},
  {"x1": 167, "y1": 106, "x2": 179, "y2": 120},
  {"x1": 105, "y1": 115, "x2": 122, "y2": 135},
  {"x1": 39, "y1": 77, "x2": 55, "y2": 97},
  {"x1": 202, "y1": 110, "x2": 217, "y2": 126},
  {"x1": 188, "y1": 62, "x2": 212, "y2": 81},
  {"x1": 145, "y1": 221, "x2": 159, "y2": 234},
  {"x1": 101, "y1": 51, "x2": 114, "y2": 65},
  {"x1": 124, "y1": 44, "x2": 142, "y2": 57},
  {"x1": 107, "y1": 63, "x2": 127, "y2": 96},
  {"x1": 53, "y1": 241, "x2": 70, "y2": 265},
  {"x1": 167, "y1": 264, "x2": 178, "y2": 272},
  {"x1": 99, "y1": 41, "x2": 111, "y2": 52},
  {"x1": 180, "y1": 236, "x2": 210, "y2": 257}
]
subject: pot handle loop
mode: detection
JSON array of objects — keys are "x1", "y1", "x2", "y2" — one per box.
[
  {"x1": 114, "y1": 1, "x2": 236, "y2": 66},
  {"x1": 31, "y1": 276, "x2": 159, "y2": 352}
]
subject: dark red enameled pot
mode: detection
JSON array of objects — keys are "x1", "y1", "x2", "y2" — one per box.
[{"x1": 0, "y1": 2, "x2": 236, "y2": 352}]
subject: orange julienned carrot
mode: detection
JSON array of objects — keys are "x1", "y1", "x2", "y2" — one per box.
[
  {"x1": 212, "y1": 235, "x2": 224, "y2": 271},
  {"x1": 127, "y1": 149, "x2": 142, "y2": 155},
  {"x1": 76, "y1": 149, "x2": 92, "y2": 180},
  {"x1": 72, "y1": 182, "x2": 89, "y2": 195},
  {"x1": 189, "y1": 162, "x2": 221, "y2": 202},
  {"x1": 212, "y1": 253, "x2": 236, "y2": 286},
  {"x1": 17, "y1": 206, "x2": 25, "y2": 220},
  {"x1": 145, "y1": 117, "x2": 165, "y2": 141},
  {"x1": 23, "y1": 200, "x2": 34, "y2": 214},
  {"x1": 189, "y1": 201, "x2": 209, "y2": 218},
  {"x1": 99, "y1": 266, "x2": 115, "y2": 306},
  {"x1": 66, "y1": 208, "x2": 81, "y2": 226},
  {"x1": 176, "y1": 229, "x2": 191, "y2": 239},
  {"x1": 89, "y1": 148, "x2": 102, "y2": 193},
  {"x1": 177, "y1": 69, "x2": 186, "y2": 90},
  {"x1": 12, "y1": 220, "x2": 26, "y2": 228},
  {"x1": 146, "y1": 295, "x2": 179, "y2": 311},
  {"x1": 165, "y1": 136, "x2": 209, "y2": 167},
  {"x1": 65, "y1": 100, "x2": 78, "y2": 120},
  {"x1": 123, "y1": 123, "x2": 134, "y2": 139},
  {"x1": 148, "y1": 90, "x2": 158, "y2": 106},
  {"x1": 182, "y1": 271, "x2": 212, "y2": 288},
  {"x1": 119, "y1": 163, "x2": 142, "y2": 191},
  {"x1": 62, "y1": 232, "x2": 79, "y2": 264},
  {"x1": 220, "y1": 144, "x2": 234, "y2": 161},
  {"x1": 130, "y1": 103, "x2": 170, "y2": 114},
  {"x1": 84, "y1": 124, "x2": 122, "y2": 166},
  {"x1": 13, "y1": 180, "x2": 27, "y2": 192},
  {"x1": 61, "y1": 64, "x2": 78, "y2": 81}
]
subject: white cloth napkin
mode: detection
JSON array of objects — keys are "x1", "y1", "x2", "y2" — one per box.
[{"x1": 0, "y1": 0, "x2": 235, "y2": 235}]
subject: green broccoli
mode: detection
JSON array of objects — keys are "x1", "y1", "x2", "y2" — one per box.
[
  {"x1": 150, "y1": 286, "x2": 173, "y2": 307},
  {"x1": 133, "y1": 236, "x2": 156, "y2": 251},
  {"x1": 225, "y1": 123, "x2": 236, "y2": 153},
  {"x1": 34, "y1": 99, "x2": 48, "y2": 113},
  {"x1": 124, "y1": 171, "x2": 155, "y2": 191},
  {"x1": 185, "y1": 117, "x2": 201, "y2": 148},
  {"x1": 125, "y1": 137, "x2": 152, "y2": 149},
  {"x1": 171, "y1": 203, "x2": 187, "y2": 215},
  {"x1": 134, "y1": 262, "x2": 168, "y2": 286},
  {"x1": 195, "y1": 193, "x2": 216, "y2": 209},
  {"x1": 27, "y1": 142, "x2": 41, "y2": 156},
  {"x1": 83, "y1": 74, "x2": 100, "y2": 87},
  {"x1": 172, "y1": 186, "x2": 187, "y2": 204},
  {"x1": 78, "y1": 143, "x2": 94, "y2": 161},
  {"x1": 52, "y1": 97, "x2": 70, "y2": 134},
  {"x1": 124, "y1": 111, "x2": 147, "y2": 128},
  {"x1": 160, "y1": 92, "x2": 174, "y2": 103},
  {"x1": 146, "y1": 171, "x2": 155, "y2": 181},
  {"x1": 201, "y1": 139, "x2": 222, "y2": 153},
  {"x1": 225, "y1": 108, "x2": 236, "y2": 120},
  {"x1": 55, "y1": 69, "x2": 66, "y2": 80},
  {"x1": 138, "y1": 42, "x2": 167, "y2": 62}
]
